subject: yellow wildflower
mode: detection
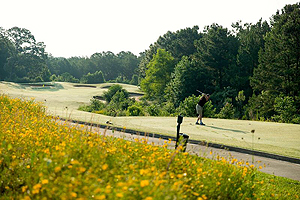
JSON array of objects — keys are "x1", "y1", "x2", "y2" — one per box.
[
  {"x1": 22, "y1": 186, "x2": 28, "y2": 192},
  {"x1": 70, "y1": 192, "x2": 77, "y2": 197},
  {"x1": 140, "y1": 180, "x2": 149, "y2": 187},
  {"x1": 102, "y1": 164, "x2": 108, "y2": 170},
  {"x1": 54, "y1": 166, "x2": 61, "y2": 172},
  {"x1": 78, "y1": 167, "x2": 86, "y2": 173},
  {"x1": 95, "y1": 195, "x2": 106, "y2": 200},
  {"x1": 116, "y1": 193, "x2": 123, "y2": 198}
]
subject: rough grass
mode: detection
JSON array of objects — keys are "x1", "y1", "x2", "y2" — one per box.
[
  {"x1": 1, "y1": 81, "x2": 300, "y2": 159},
  {"x1": 1, "y1": 95, "x2": 299, "y2": 199}
]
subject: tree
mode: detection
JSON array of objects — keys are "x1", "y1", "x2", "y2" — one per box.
[
  {"x1": 90, "y1": 51, "x2": 119, "y2": 81},
  {"x1": 250, "y1": 3, "x2": 300, "y2": 120},
  {"x1": 2, "y1": 27, "x2": 50, "y2": 82},
  {"x1": 233, "y1": 20, "x2": 270, "y2": 98},
  {"x1": 0, "y1": 29, "x2": 15, "y2": 80},
  {"x1": 235, "y1": 90, "x2": 246, "y2": 118},
  {"x1": 140, "y1": 49, "x2": 175, "y2": 100},
  {"x1": 81, "y1": 71, "x2": 105, "y2": 84},
  {"x1": 103, "y1": 84, "x2": 128, "y2": 103},
  {"x1": 195, "y1": 24, "x2": 239, "y2": 90},
  {"x1": 272, "y1": 95, "x2": 298, "y2": 123},
  {"x1": 138, "y1": 26, "x2": 201, "y2": 78},
  {"x1": 117, "y1": 51, "x2": 140, "y2": 80},
  {"x1": 251, "y1": 3, "x2": 300, "y2": 98},
  {"x1": 165, "y1": 56, "x2": 212, "y2": 107},
  {"x1": 7, "y1": 27, "x2": 47, "y2": 59}
]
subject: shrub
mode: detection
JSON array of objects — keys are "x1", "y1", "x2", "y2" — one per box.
[
  {"x1": 78, "y1": 99, "x2": 105, "y2": 113},
  {"x1": 217, "y1": 100, "x2": 235, "y2": 119},
  {"x1": 235, "y1": 90, "x2": 246, "y2": 119},
  {"x1": 55, "y1": 72, "x2": 79, "y2": 83},
  {"x1": 127, "y1": 105, "x2": 144, "y2": 116},
  {"x1": 108, "y1": 90, "x2": 134, "y2": 111},
  {"x1": 103, "y1": 84, "x2": 128, "y2": 103},
  {"x1": 245, "y1": 91, "x2": 276, "y2": 121},
  {"x1": 115, "y1": 75, "x2": 130, "y2": 84},
  {"x1": 146, "y1": 104, "x2": 160, "y2": 116},
  {"x1": 272, "y1": 95, "x2": 297, "y2": 123},
  {"x1": 50, "y1": 74, "x2": 57, "y2": 81},
  {"x1": 90, "y1": 99, "x2": 105, "y2": 111},
  {"x1": 203, "y1": 100, "x2": 216, "y2": 118},
  {"x1": 161, "y1": 101, "x2": 176, "y2": 116},
  {"x1": 130, "y1": 74, "x2": 139, "y2": 85},
  {"x1": 177, "y1": 95, "x2": 199, "y2": 117},
  {"x1": 81, "y1": 71, "x2": 105, "y2": 84}
]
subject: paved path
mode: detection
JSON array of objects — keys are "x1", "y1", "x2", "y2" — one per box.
[{"x1": 66, "y1": 121, "x2": 300, "y2": 182}]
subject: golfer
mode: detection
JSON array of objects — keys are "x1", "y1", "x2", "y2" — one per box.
[{"x1": 196, "y1": 94, "x2": 210, "y2": 125}]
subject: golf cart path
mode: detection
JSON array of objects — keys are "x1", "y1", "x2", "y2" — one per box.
[{"x1": 64, "y1": 120, "x2": 300, "y2": 182}]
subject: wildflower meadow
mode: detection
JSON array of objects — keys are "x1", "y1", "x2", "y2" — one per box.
[{"x1": 0, "y1": 95, "x2": 299, "y2": 199}]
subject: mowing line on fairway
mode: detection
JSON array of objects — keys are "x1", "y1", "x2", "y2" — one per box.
[{"x1": 59, "y1": 117, "x2": 300, "y2": 165}]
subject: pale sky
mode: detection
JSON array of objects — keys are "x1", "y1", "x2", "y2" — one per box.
[{"x1": 1, "y1": 0, "x2": 299, "y2": 58}]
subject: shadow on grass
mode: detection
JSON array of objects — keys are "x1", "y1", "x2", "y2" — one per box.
[{"x1": 205, "y1": 125, "x2": 248, "y2": 134}]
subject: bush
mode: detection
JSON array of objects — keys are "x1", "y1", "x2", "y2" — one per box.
[
  {"x1": 115, "y1": 75, "x2": 130, "y2": 84},
  {"x1": 211, "y1": 86, "x2": 237, "y2": 112},
  {"x1": 103, "y1": 85, "x2": 128, "y2": 103},
  {"x1": 177, "y1": 95, "x2": 199, "y2": 117},
  {"x1": 235, "y1": 90, "x2": 246, "y2": 119},
  {"x1": 90, "y1": 99, "x2": 105, "y2": 111},
  {"x1": 146, "y1": 104, "x2": 160, "y2": 116},
  {"x1": 272, "y1": 95, "x2": 298, "y2": 123},
  {"x1": 177, "y1": 95, "x2": 216, "y2": 118},
  {"x1": 108, "y1": 90, "x2": 134, "y2": 111},
  {"x1": 245, "y1": 91, "x2": 276, "y2": 121},
  {"x1": 78, "y1": 99, "x2": 105, "y2": 113},
  {"x1": 203, "y1": 100, "x2": 216, "y2": 118},
  {"x1": 217, "y1": 102, "x2": 235, "y2": 119},
  {"x1": 81, "y1": 71, "x2": 105, "y2": 84},
  {"x1": 292, "y1": 116, "x2": 300, "y2": 124},
  {"x1": 130, "y1": 74, "x2": 139, "y2": 85},
  {"x1": 127, "y1": 105, "x2": 144, "y2": 116},
  {"x1": 50, "y1": 74, "x2": 57, "y2": 81},
  {"x1": 79, "y1": 85, "x2": 135, "y2": 117},
  {"x1": 54, "y1": 72, "x2": 79, "y2": 83},
  {"x1": 161, "y1": 102, "x2": 177, "y2": 116}
]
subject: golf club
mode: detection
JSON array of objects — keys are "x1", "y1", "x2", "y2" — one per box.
[{"x1": 196, "y1": 90, "x2": 203, "y2": 95}]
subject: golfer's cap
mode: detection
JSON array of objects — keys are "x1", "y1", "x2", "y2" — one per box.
[{"x1": 207, "y1": 94, "x2": 210, "y2": 97}]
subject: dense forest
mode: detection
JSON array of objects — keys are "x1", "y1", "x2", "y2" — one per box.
[{"x1": 1, "y1": 3, "x2": 299, "y2": 123}]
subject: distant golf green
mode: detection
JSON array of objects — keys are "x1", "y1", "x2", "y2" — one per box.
[{"x1": 1, "y1": 81, "x2": 299, "y2": 158}]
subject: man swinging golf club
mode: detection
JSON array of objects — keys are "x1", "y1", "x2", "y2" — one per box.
[{"x1": 196, "y1": 90, "x2": 210, "y2": 125}]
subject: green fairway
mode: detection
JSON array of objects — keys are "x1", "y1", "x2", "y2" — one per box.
[{"x1": 1, "y1": 81, "x2": 299, "y2": 159}]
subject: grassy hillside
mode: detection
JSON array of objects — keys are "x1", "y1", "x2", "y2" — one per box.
[
  {"x1": 1, "y1": 94, "x2": 299, "y2": 199},
  {"x1": 1, "y1": 81, "x2": 300, "y2": 159}
]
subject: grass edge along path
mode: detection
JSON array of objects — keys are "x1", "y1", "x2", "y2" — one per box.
[
  {"x1": 0, "y1": 95, "x2": 300, "y2": 199},
  {"x1": 59, "y1": 117, "x2": 300, "y2": 165}
]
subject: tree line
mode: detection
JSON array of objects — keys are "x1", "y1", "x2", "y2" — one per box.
[
  {"x1": 139, "y1": 3, "x2": 300, "y2": 123},
  {"x1": 1, "y1": 3, "x2": 299, "y2": 123},
  {"x1": 0, "y1": 27, "x2": 141, "y2": 84}
]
